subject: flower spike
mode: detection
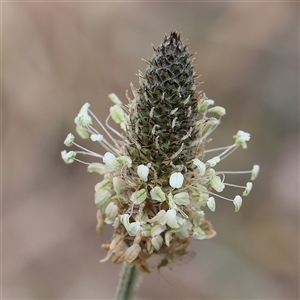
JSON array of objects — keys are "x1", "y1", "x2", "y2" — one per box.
[{"x1": 62, "y1": 31, "x2": 259, "y2": 272}]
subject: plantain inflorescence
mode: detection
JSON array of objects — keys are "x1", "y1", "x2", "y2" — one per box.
[{"x1": 62, "y1": 31, "x2": 259, "y2": 272}]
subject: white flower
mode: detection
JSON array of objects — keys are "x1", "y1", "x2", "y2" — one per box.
[
  {"x1": 137, "y1": 164, "x2": 149, "y2": 182},
  {"x1": 234, "y1": 130, "x2": 251, "y2": 149},
  {"x1": 150, "y1": 186, "x2": 166, "y2": 202},
  {"x1": 91, "y1": 134, "x2": 103, "y2": 142},
  {"x1": 61, "y1": 150, "x2": 76, "y2": 164},
  {"x1": 95, "y1": 190, "x2": 112, "y2": 208},
  {"x1": 192, "y1": 211, "x2": 205, "y2": 227},
  {"x1": 192, "y1": 159, "x2": 206, "y2": 176},
  {"x1": 103, "y1": 152, "x2": 119, "y2": 169},
  {"x1": 151, "y1": 224, "x2": 166, "y2": 237},
  {"x1": 141, "y1": 224, "x2": 152, "y2": 237},
  {"x1": 95, "y1": 178, "x2": 112, "y2": 191},
  {"x1": 243, "y1": 182, "x2": 253, "y2": 196},
  {"x1": 64, "y1": 133, "x2": 75, "y2": 147},
  {"x1": 120, "y1": 214, "x2": 141, "y2": 236},
  {"x1": 233, "y1": 195, "x2": 243, "y2": 212},
  {"x1": 208, "y1": 106, "x2": 226, "y2": 116},
  {"x1": 198, "y1": 99, "x2": 215, "y2": 111},
  {"x1": 108, "y1": 93, "x2": 122, "y2": 105},
  {"x1": 193, "y1": 227, "x2": 206, "y2": 240},
  {"x1": 206, "y1": 156, "x2": 220, "y2": 167},
  {"x1": 113, "y1": 177, "x2": 126, "y2": 194},
  {"x1": 204, "y1": 118, "x2": 220, "y2": 130},
  {"x1": 116, "y1": 155, "x2": 132, "y2": 167},
  {"x1": 174, "y1": 219, "x2": 189, "y2": 239},
  {"x1": 149, "y1": 210, "x2": 167, "y2": 225},
  {"x1": 165, "y1": 231, "x2": 173, "y2": 247},
  {"x1": 173, "y1": 192, "x2": 190, "y2": 206},
  {"x1": 209, "y1": 169, "x2": 225, "y2": 192},
  {"x1": 110, "y1": 105, "x2": 125, "y2": 124},
  {"x1": 105, "y1": 202, "x2": 119, "y2": 224},
  {"x1": 251, "y1": 164, "x2": 260, "y2": 180},
  {"x1": 166, "y1": 209, "x2": 179, "y2": 229},
  {"x1": 130, "y1": 189, "x2": 147, "y2": 205},
  {"x1": 151, "y1": 235, "x2": 164, "y2": 251},
  {"x1": 207, "y1": 197, "x2": 216, "y2": 212},
  {"x1": 169, "y1": 172, "x2": 184, "y2": 189},
  {"x1": 74, "y1": 102, "x2": 92, "y2": 139},
  {"x1": 87, "y1": 163, "x2": 109, "y2": 174}
]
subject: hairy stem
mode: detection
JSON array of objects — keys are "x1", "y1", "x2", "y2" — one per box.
[{"x1": 116, "y1": 264, "x2": 140, "y2": 300}]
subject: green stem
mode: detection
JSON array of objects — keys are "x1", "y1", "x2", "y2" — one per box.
[{"x1": 116, "y1": 263, "x2": 140, "y2": 300}]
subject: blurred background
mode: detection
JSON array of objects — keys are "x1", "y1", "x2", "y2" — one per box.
[{"x1": 2, "y1": 2, "x2": 299, "y2": 299}]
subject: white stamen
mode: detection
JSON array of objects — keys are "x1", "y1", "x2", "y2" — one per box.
[{"x1": 169, "y1": 172, "x2": 184, "y2": 189}]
